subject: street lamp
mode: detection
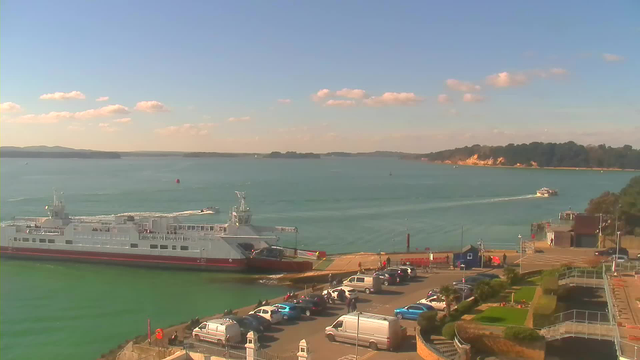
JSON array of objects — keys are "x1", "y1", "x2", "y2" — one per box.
[
  {"x1": 477, "y1": 239, "x2": 484, "y2": 269},
  {"x1": 461, "y1": 264, "x2": 466, "y2": 302},
  {"x1": 518, "y1": 234, "x2": 523, "y2": 273}
]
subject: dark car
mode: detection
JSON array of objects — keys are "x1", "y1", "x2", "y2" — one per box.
[
  {"x1": 373, "y1": 270, "x2": 398, "y2": 285},
  {"x1": 595, "y1": 247, "x2": 629, "y2": 257},
  {"x1": 387, "y1": 267, "x2": 409, "y2": 282},
  {"x1": 476, "y1": 273, "x2": 501, "y2": 280},
  {"x1": 223, "y1": 315, "x2": 264, "y2": 336},
  {"x1": 245, "y1": 313, "x2": 272, "y2": 330},
  {"x1": 291, "y1": 299, "x2": 324, "y2": 316},
  {"x1": 301, "y1": 293, "x2": 328, "y2": 309},
  {"x1": 452, "y1": 276, "x2": 485, "y2": 287}
]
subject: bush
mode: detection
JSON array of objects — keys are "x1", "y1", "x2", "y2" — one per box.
[
  {"x1": 503, "y1": 326, "x2": 544, "y2": 342},
  {"x1": 456, "y1": 300, "x2": 475, "y2": 315},
  {"x1": 442, "y1": 322, "x2": 457, "y2": 340},
  {"x1": 533, "y1": 294, "x2": 557, "y2": 315},
  {"x1": 490, "y1": 279, "x2": 508, "y2": 294},
  {"x1": 417, "y1": 310, "x2": 438, "y2": 334},
  {"x1": 474, "y1": 280, "x2": 494, "y2": 302},
  {"x1": 540, "y1": 275, "x2": 559, "y2": 295},
  {"x1": 504, "y1": 267, "x2": 520, "y2": 286}
]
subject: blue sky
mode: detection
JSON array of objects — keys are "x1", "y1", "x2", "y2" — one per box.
[{"x1": 1, "y1": 1, "x2": 638, "y2": 152}]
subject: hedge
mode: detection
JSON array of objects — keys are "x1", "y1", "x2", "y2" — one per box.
[
  {"x1": 533, "y1": 294, "x2": 557, "y2": 315},
  {"x1": 442, "y1": 322, "x2": 457, "y2": 340},
  {"x1": 540, "y1": 276, "x2": 558, "y2": 295},
  {"x1": 503, "y1": 326, "x2": 544, "y2": 342}
]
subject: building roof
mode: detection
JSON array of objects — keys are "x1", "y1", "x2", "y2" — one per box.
[{"x1": 461, "y1": 245, "x2": 477, "y2": 253}]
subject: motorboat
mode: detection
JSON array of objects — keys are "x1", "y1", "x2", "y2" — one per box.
[
  {"x1": 536, "y1": 188, "x2": 558, "y2": 197},
  {"x1": 200, "y1": 206, "x2": 220, "y2": 214}
]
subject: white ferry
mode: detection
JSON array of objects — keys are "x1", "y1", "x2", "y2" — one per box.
[
  {"x1": 0, "y1": 191, "x2": 310, "y2": 272},
  {"x1": 536, "y1": 187, "x2": 559, "y2": 197}
]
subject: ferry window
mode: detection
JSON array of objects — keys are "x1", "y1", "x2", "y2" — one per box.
[
  {"x1": 160, "y1": 245, "x2": 168, "y2": 250},
  {"x1": 180, "y1": 246, "x2": 189, "y2": 251},
  {"x1": 32, "y1": 238, "x2": 36, "y2": 242},
  {"x1": 48, "y1": 239, "x2": 55, "y2": 244},
  {"x1": 22, "y1": 238, "x2": 29, "y2": 242},
  {"x1": 150, "y1": 244, "x2": 158, "y2": 249},
  {"x1": 130, "y1": 243, "x2": 139, "y2": 249},
  {"x1": 39, "y1": 239, "x2": 46, "y2": 243},
  {"x1": 14, "y1": 237, "x2": 17, "y2": 241},
  {"x1": 172, "y1": 245, "x2": 177, "y2": 250},
  {"x1": 65, "y1": 240, "x2": 73, "y2": 245}
]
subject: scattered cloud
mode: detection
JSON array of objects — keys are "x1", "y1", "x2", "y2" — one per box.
[
  {"x1": 113, "y1": 118, "x2": 132, "y2": 124},
  {"x1": 335, "y1": 88, "x2": 368, "y2": 99},
  {"x1": 0, "y1": 102, "x2": 22, "y2": 113},
  {"x1": 363, "y1": 92, "x2": 422, "y2": 107},
  {"x1": 40, "y1": 91, "x2": 86, "y2": 100},
  {"x1": 277, "y1": 99, "x2": 292, "y2": 104},
  {"x1": 325, "y1": 100, "x2": 356, "y2": 107},
  {"x1": 311, "y1": 89, "x2": 333, "y2": 102},
  {"x1": 462, "y1": 93, "x2": 485, "y2": 102},
  {"x1": 155, "y1": 123, "x2": 216, "y2": 136},
  {"x1": 603, "y1": 53, "x2": 625, "y2": 62},
  {"x1": 485, "y1": 72, "x2": 529, "y2": 88},
  {"x1": 96, "y1": 96, "x2": 109, "y2": 102},
  {"x1": 98, "y1": 123, "x2": 119, "y2": 133},
  {"x1": 437, "y1": 94, "x2": 451, "y2": 104},
  {"x1": 134, "y1": 101, "x2": 170, "y2": 112},
  {"x1": 7, "y1": 104, "x2": 130, "y2": 124},
  {"x1": 445, "y1": 79, "x2": 481, "y2": 92},
  {"x1": 228, "y1": 116, "x2": 251, "y2": 122}
]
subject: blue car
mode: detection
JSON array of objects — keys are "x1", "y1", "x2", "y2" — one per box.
[
  {"x1": 394, "y1": 303, "x2": 435, "y2": 320},
  {"x1": 274, "y1": 303, "x2": 302, "y2": 320}
]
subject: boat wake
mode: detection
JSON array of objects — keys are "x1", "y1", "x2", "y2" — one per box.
[{"x1": 72, "y1": 209, "x2": 219, "y2": 221}]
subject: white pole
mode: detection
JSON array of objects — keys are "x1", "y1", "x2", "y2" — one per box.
[
  {"x1": 355, "y1": 312, "x2": 360, "y2": 359},
  {"x1": 518, "y1": 234, "x2": 523, "y2": 273}
]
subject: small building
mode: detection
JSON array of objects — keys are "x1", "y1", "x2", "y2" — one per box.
[
  {"x1": 453, "y1": 245, "x2": 480, "y2": 269},
  {"x1": 573, "y1": 214, "x2": 600, "y2": 248},
  {"x1": 546, "y1": 224, "x2": 573, "y2": 248}
]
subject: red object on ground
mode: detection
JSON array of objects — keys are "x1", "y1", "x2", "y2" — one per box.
[
  {"x1": 176, "y1": 179, "x2": 180, "y2": 184},
  {"x1": 155, "y1": 328, "x2": 164, "y2": 340},
  {"x1": 531, "y1": 233, "x2": 536, "y2": 239}
]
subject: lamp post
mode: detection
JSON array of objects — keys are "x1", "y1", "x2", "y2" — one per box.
[
  {"x1": 478, "y1": 239, "x2": 484, "y2": 269},
  {"x1": 518, "y1": 234, "x2": 523, "y2": 273},
  {"x1": 461, "y1": 264, "x2": 466, "y2": 302},
  {"x1": 355, "y1": 312, "x2": 360, "y2": 359}
]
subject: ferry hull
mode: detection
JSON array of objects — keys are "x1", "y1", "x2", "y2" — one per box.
[{"x1": 0, "y1": 246, "x2": 247, "y2": 271}]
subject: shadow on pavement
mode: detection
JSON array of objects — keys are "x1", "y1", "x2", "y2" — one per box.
[{"x1": 264, "y1": 326, "x2": 284, "y2": 334}]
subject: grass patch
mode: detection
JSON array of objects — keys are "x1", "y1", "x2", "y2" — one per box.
[
  {"x1": 513, "y1": 286, "x2": 536, "y2": 302},
  {"x1": 473, "y1": 307, "x2": 529, "y2": 326},
  {"x1": 313, "y1": 259, "x2": 334, "y2": 271}
]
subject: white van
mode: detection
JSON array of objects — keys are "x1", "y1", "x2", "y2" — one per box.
[
  {"x1": 343, "y1": 275, "x2": 382, "y2": 294},
  {"x1": 192, "y1": 319, "x2": 242, "y2": 345},
  {"x1": 325, "y1": 312, "x2": 404, "y2": 351}
]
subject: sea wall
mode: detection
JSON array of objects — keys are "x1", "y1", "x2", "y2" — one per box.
[{"x1": 456, "y1": 322, "x2": 545, "y2": 360}]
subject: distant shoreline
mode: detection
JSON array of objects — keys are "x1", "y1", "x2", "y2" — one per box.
[{"x1": 420, "y1": 160, "x2": 640, "y2": 172}]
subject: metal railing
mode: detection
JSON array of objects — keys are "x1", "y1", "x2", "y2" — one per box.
[
  {"x1": 553, "y1": 309, "x2": 610, "y2": 324},
  {"x1": 602, "y1": 265, "x2": 640, "y2": 360},
  {"x1": 557, "y1": 268, "x2": 604, "y2": 287}
]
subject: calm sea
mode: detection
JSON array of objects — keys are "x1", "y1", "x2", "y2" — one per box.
[{"x1": 0, "y1": 157, "x2": 635, "y2": 359}]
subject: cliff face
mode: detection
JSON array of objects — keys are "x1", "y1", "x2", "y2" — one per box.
[{"x1": 428, "y1": 154, "x2": 541, "y2": 168}]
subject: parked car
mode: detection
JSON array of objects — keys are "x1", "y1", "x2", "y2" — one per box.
[
  {"x1": 452, "y1": 276, "x2": 485, "y2": 287},
  {"x1": 399, "y1": 265, "x2": 418, "y2": 278},
  {"x1": 387, "y1": 267, "x2": 410, "y2": 282},
  {"x1": 222, "y1": 315, "x2": 264, "y2": 336},
  {"x1": 325, "y1": 312, "x2": 405, "y2": 351},
  {"x1": 603, "y1": 254, "x2": 629, "y2": 264},
  {"x1": 453, "y1": 284, "x2": 474, "y2": 298},
  {"x1": 595, "y1": 247, "x2": 629, "y2": 257},
  {"x1": 192, "y1": 319, "x2": 242, "y2": 345},
  {"x1": 273, "y1": 303, "x2": 302, "y2": 320},
  {"x1": 476, "y1": 273, "x2": 501, "y2": 280},
  {"x1": 373, "y1": 270, "x2": 398, "y2": 286},
  {"x1": 417, "y1": 296, "x2": 450, "y2": 311},
  {"x1": 301, "y1": 293, "x2": 328, "y2": 309},
  {"x1": 245, "y1": 314, "x2": 272, "y2": 330},
  {"x1": 343, "y1": 274, "x2": 382, "y2": 294},
  {"x1": 323, "y1": 286, "x2": 359, "y2": 302},
  {"x1": 394, "y1": 303, "x2": 436, "y2": 320},
  {"x1": 291, "y1": 298, "x2": 324, "y2": 316},
  {"x1": 249, "y1": 306, "x2": 284, "y2": 324}
]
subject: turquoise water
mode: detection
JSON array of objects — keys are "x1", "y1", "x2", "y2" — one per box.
[{"x1": 0, "y1": 157, "x2": 636, "y2": 359}]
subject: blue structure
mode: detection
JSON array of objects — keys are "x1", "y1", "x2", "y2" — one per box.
[{"x1": 453, "y1": 245, "x2": 480, "y2": 270}]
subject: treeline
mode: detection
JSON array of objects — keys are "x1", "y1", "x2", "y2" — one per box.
[
  {"x1": 412, "y1": 142, "x2": 640, "y2": 169},
  {"x1": 0, "y1": 151, "x2": 120, "y2": 159},
  {"x1": 263, "y1": 151, "x2": 321, "y2": 159},
  {"x1": 585, "y1": 176, "x2": 640, "y2": 236}
]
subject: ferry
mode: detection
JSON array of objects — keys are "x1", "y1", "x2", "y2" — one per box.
[
  {"x1": 536, "y1": 187, "x2": 558, "y2": 197},
  {"x1": 0, "y1": 191, "x2": 311, "y2": 273}
]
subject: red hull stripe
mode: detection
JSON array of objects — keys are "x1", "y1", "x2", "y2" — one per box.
[{"x1": 0, "y1": 246, "x2": 245, "y2": 268}]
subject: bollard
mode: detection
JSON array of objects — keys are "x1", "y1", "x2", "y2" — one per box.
[
  {"x1": 297, "y1": 339, "x2": 310, "y2": 360},
  {"x1": 245, "y1": 331, "x2": 258, "y2": 360}
]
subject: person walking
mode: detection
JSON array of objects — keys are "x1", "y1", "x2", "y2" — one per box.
[
  {"x1": 350, "y1": 297, "x2": 358, "y2": 312},
  {"x1": 346, "y1": 297, "x2": 352, "y2": 313},
  {"x1": 328, "y1": 273, "x2": 333, "y2": 287},
  {"x1": 502, "y1": 253, "x2": 507, "y2": 267},
  {"x1": 386, "y1": 256, "x2": 392, "y2": 267}
]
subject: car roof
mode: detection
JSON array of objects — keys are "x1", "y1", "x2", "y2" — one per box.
[{"x1": 256, "y1": 305, "x2": 278, "y2": 311}]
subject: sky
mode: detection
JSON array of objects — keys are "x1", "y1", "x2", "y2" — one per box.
[{"x1": 1, "y1": 1, "x2": 639, "y2": 153}]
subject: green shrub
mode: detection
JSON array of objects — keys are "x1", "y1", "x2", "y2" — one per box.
[
  {"x1": 533, "y1": 294, "x2": 557, "y2": 315},
  {"x1": 417, "y1": 310, "x2": 438, "y2": 334},
  {"x1": 456, "y1": 300, "x2": 475, "y2": 315},
  {"x1": 442, "y1": 322, "x2": 457, "y2": 340},
  {"x1": 503, "y1": 326, "x2": 544, "y2": 342},
  {"x1": 540, "y1": 275, "x2": 559, "y2": 295},
  {"x1": 503, "y1": 267, "x2": 520, "y2": 286},
  {"x1": 490, "y1": 279, "x2": 508, "y2": 294},
  {"x1": 474, "y1": 280, "x2": 494, "y2": 302}
]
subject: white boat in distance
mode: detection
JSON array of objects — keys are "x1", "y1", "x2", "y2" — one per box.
[{"x1": 536, "y1": 187, "x2": 558, "y2": 197}]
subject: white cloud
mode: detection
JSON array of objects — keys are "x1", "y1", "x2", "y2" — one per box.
[
  {"x1": 324, "y1": 100, "x2": 356, "y2": 107},
  {"x1": 277, "y1": 99, "x2": 292, "y2": 104},
  {"x1": 96, "y1": 96, "x2": 109, "y2": 102},
  {"x1": 311, "y1": 89, "x2": 333, "y2": 102},
  {"x1": 603, "y1": 53, "x2": 625, "y2": 62},
  {"x1": 0, "y1": 102, "x2": 22, "y2": 113},
  {"x1": 134, "y1": 101, "x2": 170, "y2": 112},
  {"x1": 363, "y1": 92, "x2": 421, "y2": 107},
  {"x1": 462, "y1": 93, "x2": 485, "y2": 102},
  {"x1": 7, "y1": 104, "x2": 130, "y2": 124},
  {"x1": 445, "y1": 79, "x2": 481, "y2": 92},
  {"x1": 228, "y1": 116, "x2": 251, "y2": 122},
  {"x1": 40, "y1": 91, "x2": 86, "y2": 100},
  {"x1": 155, "y1": 123, "x2": 215, "y2": 136},
  {"x1": 113, "y1": 118, "x2": 132, "y2": 124},
  {"x1": 485, "y1": 72, "x2": 529, "y2": 88},
  {"x1": 335, "y1": 88, "x2": 368, "y2": 99},
  {"x1": 437, "y1": 94, "x2": 451, "y2": 104}
]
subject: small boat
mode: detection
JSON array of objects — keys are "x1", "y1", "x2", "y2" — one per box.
[
  {"x1": 199, "y1": 206, "x2": 220, "y2": 214},
  {"x1": 536, "y1": 188, "x2": 558, "y2": 197}
]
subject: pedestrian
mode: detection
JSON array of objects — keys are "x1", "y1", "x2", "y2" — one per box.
[
  {"x1": 382, "y1": 260, "x2": 387, "y2": 269},
  {"x1": 503, "y1": 253, "x2": 507, "y2": 267},
  {"x1": 446, "y1": 254, "x2": 450, "y2": 264},
  {"x1": 351, "y1": 297, "x2": 358, "y2": 312},
  {"x1": 358, "y1": 261, "x2": 362, "y2": 270},
  {"x1": 386, "y1": 256, "x2": 391, "y2": 267},
  {"x1": 346, "y1": 297, "x2": 352, "y2": 313},
  {"x1": 328, "y1": 273, "x2": 333, "y2": 286}
]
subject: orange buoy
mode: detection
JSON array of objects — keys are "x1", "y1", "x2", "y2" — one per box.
[
  {"x1": 155, "y1": 328, "x2": 164, "y2": 340},
  {"x1": 176, "y1": 179, "x2": 180, "y2": 184}
]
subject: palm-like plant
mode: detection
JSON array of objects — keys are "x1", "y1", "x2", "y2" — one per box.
[{"x1": 439, "y1": 285, "x2": 457, "y2": 316}]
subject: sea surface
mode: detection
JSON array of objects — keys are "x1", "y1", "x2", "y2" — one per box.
[{"x1": 0, "y1": 157, "x2": 636, "y2": 359}]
